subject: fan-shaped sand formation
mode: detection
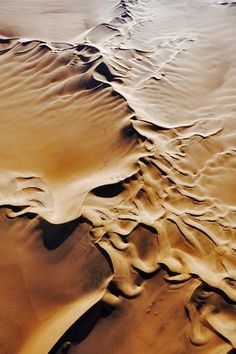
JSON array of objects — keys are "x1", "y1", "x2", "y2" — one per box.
[{"x1": 0, "y1": 0, "x2": 235, "y2": 353}]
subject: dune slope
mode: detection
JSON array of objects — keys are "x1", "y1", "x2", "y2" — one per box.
[{"x1": 0, "y1": 0, "x2": 235, "y2": 353}]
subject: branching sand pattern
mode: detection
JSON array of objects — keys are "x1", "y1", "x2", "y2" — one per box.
[{"x1": 0, "y1": 1, "x2": 235, "y2": 353}]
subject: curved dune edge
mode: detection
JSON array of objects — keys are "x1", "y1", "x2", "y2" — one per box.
[
  {"x1": 19, "y1": 289, "x2": 110, "y2": 354},
  {"x1": 0, "y1": 0, "x2": 236, "y2": 353}
]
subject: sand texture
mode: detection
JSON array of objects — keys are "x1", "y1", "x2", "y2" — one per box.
[{"x1": 0, "y1": 0, "x2": 236, "y2": 353}]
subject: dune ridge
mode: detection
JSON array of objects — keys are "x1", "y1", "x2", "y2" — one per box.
[{"x1": 0, "y1": 0, "x2": 236, "y2": 353}]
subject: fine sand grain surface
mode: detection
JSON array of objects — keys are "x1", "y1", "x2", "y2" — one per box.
[{"x1": 0, "y1": 0, "x2": 236, "y2": 353}]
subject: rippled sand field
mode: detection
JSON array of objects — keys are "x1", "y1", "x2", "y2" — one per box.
[{"x1": 0, "y1": 1, "x2": 235, "y2": 353}]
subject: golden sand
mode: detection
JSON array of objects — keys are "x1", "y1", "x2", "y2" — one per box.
[{"x1": 0, "y1": 1, "x2": 235, "y2": 353}]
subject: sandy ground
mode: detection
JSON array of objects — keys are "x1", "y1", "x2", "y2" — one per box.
[{"x1": 0, "y1": 0, "x2": 235, "y2": 353}]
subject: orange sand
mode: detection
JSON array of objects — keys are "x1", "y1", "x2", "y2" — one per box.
[{"x1": 0, "y1": 1, "x2": 235, "y2": 353}]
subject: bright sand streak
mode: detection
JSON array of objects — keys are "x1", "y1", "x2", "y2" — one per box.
[{"x1": 0, "y1": 0, "x2": 235, "y2": 353}]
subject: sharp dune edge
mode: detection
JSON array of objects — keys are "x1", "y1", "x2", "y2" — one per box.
[{"x1": 0, "y1": 0, "x2": 236, "y2": 353}]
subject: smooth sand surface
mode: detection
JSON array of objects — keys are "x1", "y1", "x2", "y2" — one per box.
[{"x1": 0, "y1": 0, "x2": 235, "y2": 353}]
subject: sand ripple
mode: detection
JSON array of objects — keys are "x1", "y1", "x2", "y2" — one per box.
[{"x1": 0, "y1": 0, "x2": 235, "y2": 353}]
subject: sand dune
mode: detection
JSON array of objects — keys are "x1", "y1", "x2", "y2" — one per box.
[{"x1": 0, "y1": 0, "x2": 235, "y2": 353}]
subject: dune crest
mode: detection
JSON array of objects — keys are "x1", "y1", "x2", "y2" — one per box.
[{"x1": 0, "y1": 0, "x2": 236, "y2": 353}]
